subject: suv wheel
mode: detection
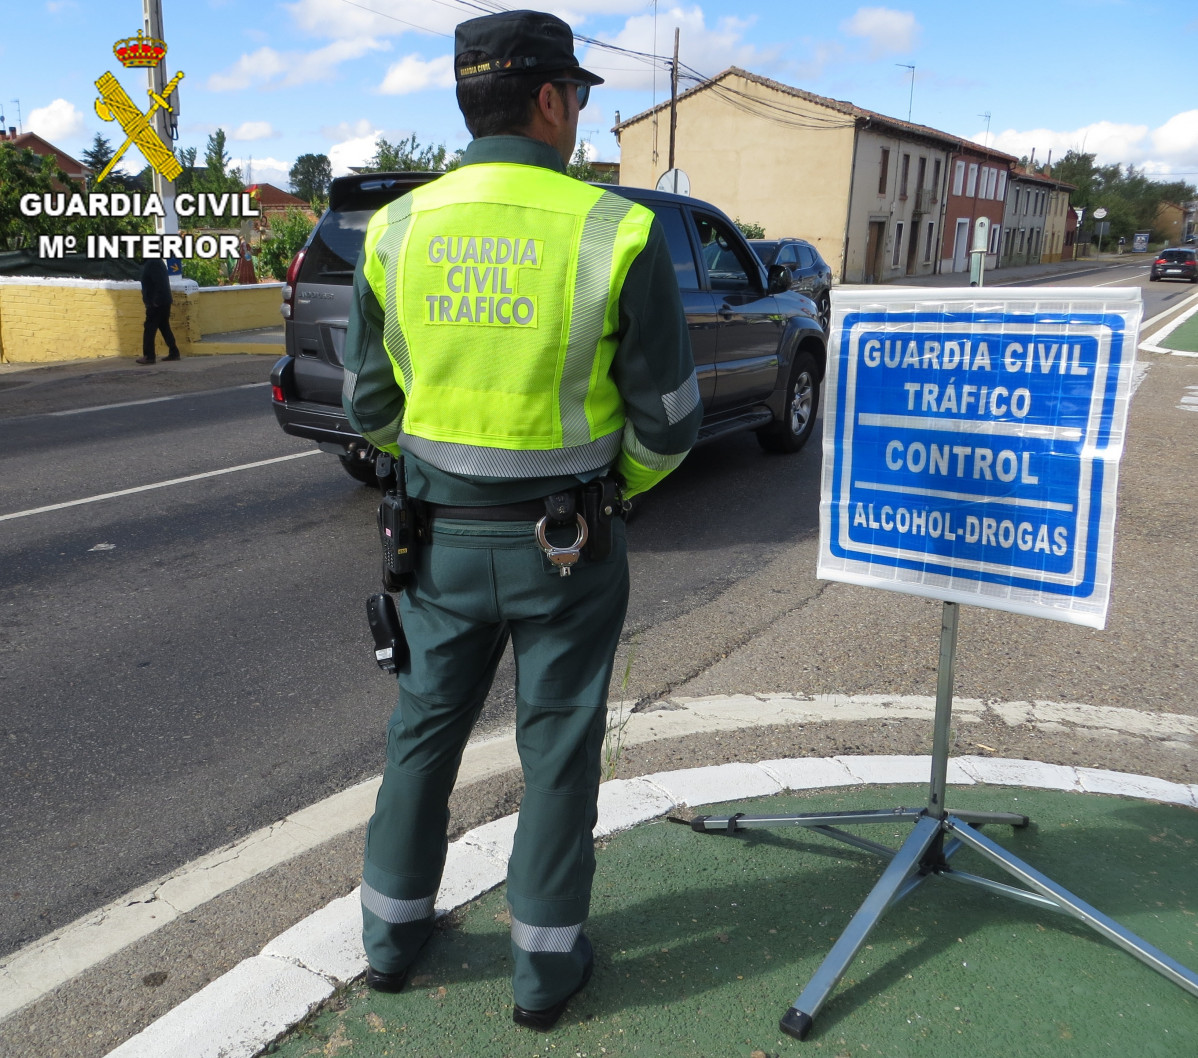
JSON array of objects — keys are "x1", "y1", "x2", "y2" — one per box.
[
  {"x1": 757, "y1": 349, "x2": 820, "y2": 453},
  {"x1": 817, "y1": 293, "x2": 831, "y2": 333},
  {"x1": 339, "y1": 451, "x2": 381, "y2": 486}
]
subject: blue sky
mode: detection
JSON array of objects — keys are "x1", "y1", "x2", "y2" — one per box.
[{"x1": 6, "y1": 1, "x2": 1198, "y2": 192}]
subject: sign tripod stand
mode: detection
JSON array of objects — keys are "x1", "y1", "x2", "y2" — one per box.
[{"x1": 679, "y1": 600, "x2": 1198, "y2": 1041}]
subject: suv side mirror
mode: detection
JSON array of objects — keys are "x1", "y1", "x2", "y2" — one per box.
[{"x1": 767, "y1": 264, "x2": 791, "y2": 294}]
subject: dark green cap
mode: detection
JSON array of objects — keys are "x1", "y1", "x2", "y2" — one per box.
[{"x1": 454, "y1": 9, "x2": 603, "y2": 85}]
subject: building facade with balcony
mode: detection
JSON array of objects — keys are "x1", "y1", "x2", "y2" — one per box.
[{"x1": 613, "y1": 68, "x2": 983, "y2": 284}]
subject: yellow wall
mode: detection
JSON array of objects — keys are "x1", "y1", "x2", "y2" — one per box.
[
  {"x1": 0, "y1": 279, "x2": 283, "y2": 364},
  {"x1": 617, "y1": 72, "x2": 856, "y2": 277},
  {"x1": 194, "y1": 284, "x2": 283, "y2": 335}
]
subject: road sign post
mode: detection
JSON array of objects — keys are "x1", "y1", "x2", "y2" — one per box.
[{"x1": 683, "y1": 287, "x2": 1198, "y2": 1040}]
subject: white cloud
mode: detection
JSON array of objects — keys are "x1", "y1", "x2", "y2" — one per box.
[
  {"x1": 231, "y1": 121, "x2": 276, "y2": 141},
  {"x1": 207, "y1": 47, "x2": 288, "y2": 91},
  {"x1": 841, "y1": 7, "x2": 919, "y2": 58},
  {"x1": 981, "y1": 113, "x2": 1198, "y2": 178},
  {"x1": 985, "y1": 122, "x2": 1149, "y2": 167},
  {"x1": 378, "y1": 54, "x2": 454, "y2": 94},
  {"x1": 1152, "y1": 110, "x2": 1198, "y2": 160},
  {"x1": 585, "y1": 7, "x2": 773, "y2": 91},
  {"x1": 230, "y1": 156, "x2": 293, "y2": 188},
  {"x1": 327, "y1": 127, "x2": 385, "y2": 175},
  {"x1": 28, "y1": 98, "x2": 84, "y2": 141},
  {"x1": 207, "y1": 38, "x2": 386, "y2": 91}
]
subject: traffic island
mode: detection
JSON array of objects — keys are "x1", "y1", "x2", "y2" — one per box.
[{"x1": 263, "y1": 783, "x2": 1197, "y2": 1058}]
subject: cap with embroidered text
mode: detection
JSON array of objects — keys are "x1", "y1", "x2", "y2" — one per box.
[{"x1": 455, "y1": 9, "x2": 603, "y2": 85}]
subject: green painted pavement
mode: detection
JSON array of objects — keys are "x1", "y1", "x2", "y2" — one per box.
[
  {"x1": 265, "y1": 785, "x2": 1197, "y2": 1058},
  {"x1": 1157, "y1": 310, "x2": 1198, "y2": 353}
]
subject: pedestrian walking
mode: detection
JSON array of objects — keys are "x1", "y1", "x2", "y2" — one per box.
[
  {"x1": 342, "y1": 7, "x2": 700, "y2": 1032},
  {"x1": 136, "y1": 256, "x2": 180, "y2": 364}
]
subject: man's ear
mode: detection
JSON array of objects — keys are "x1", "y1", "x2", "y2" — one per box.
[{"x1": 533, "y1": 82, "x2": 565, "y2": 125}]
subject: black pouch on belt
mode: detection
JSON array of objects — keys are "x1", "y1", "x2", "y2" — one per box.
[{"x1": 582, "y1": 476, "x2": 619, "y2": 561}]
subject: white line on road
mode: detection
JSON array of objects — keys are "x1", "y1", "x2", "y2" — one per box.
[
  {"x1": 2, "y1": 693, "x2": 1195, "y2": 1025},
  {"x1": 0, "y1": 450, "x2": 321, "y2": 523},
  {"x1": 48, "y1": 382, "x2": 270, "y2": 417}
]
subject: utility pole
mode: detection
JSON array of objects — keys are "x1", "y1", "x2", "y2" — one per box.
[
  {"x1": 896, "y1": 64, "x2": 914, "y2": 122},
  {"x1": 143, "y1": 0, "x2": 179, "y2": 236},
  {"x1": 668, "y1": 27, "x2": 679, "y2": 175}
]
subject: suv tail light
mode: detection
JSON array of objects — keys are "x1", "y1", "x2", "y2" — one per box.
[
  {"x1": 280, "y1": 249, "x2": 306, "y2": 320},
  {"x1": 1154, "y1": 257, "x2": 1167, "y2": 265}
]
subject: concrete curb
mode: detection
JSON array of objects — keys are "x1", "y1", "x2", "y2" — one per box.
[
  {"x1": 6, "y1": 693, "x2": 1198, "y2": 1025},
  {"x1": 102, "y1": 753, "x2": 1198, "y2": 1058}
]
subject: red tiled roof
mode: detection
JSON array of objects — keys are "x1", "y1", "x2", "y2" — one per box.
[{"x1": 0, "y1": 131, "x2": 89, "y2": 180}]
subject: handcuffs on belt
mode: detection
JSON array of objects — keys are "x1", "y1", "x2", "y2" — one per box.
[{"x1": 536, "y1": 477, "x2": 623, "y2": 577}]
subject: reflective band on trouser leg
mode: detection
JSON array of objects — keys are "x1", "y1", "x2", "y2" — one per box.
[
  {"x1": 511, "y1": 916, "x2": 583, "y2": 953},
  {"x1": 362, "y1": 883, "x2": 436, "y2": 924}
]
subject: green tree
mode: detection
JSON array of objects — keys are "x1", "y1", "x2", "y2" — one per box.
[
  {"x1": 734, "y1": 218, "x2": 766, "y2": 239},
  {"x1": 203, "y1": 128, "x2": 242, "y2": 190},
  {"x1": 565, "y1": 142, "x2": 601, "y2": 182},
  {"x1": 81, "y1": 133, "x2": 138, "y2": 190},
  {"x1": 288, "y1": 153, "x2": 332, "y2": 205},
  {"x1": 0, "y1": 143, "x2": 68, "y2": 250},
  {"x1": 257, "y1": 208, "x2": 314, "y2": 281},
  {"x1": 364, "y1": 134, "x2": 450, "y2": 173}
]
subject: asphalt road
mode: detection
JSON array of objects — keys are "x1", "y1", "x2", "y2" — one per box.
[
  {"x1": 0, "y1": 256, "x2": 1194, "y2": 973},
  {"x1": 0, "y1": 357, "x2": 822, "y2": 960}
]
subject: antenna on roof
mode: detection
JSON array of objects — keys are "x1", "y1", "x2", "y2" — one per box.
[
  {"x1": 896, "y1": 64, "x2": 914, "y2": 122},
  {"x1": 979, "y1": 112, "x2": 991, "y2": 148},
  {"x1": 10, "y1": 99, "x2": 22, "y2": 134}
]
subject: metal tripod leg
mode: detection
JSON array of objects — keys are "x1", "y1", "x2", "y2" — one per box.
[
  {"x1": 778, "y1": 814, "x2": 944, "y2": 1040},
  {"x1": 944, "y1": 815, "x2": 1198, "y2": 997}
]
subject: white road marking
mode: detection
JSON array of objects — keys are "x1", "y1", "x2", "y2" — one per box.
[
  {"x1": 1180, "y1": 387, "x2": 1198, "y2": 414},
  {"x1": 2, "y1": 693, "x2": 1195, "y2": 1024},
  {"x1": 0, "y1": 450, "x2": 321, "y2": 523},
  {"x1": 48, "y1": 382, "x2": 270, "y2": 417}
]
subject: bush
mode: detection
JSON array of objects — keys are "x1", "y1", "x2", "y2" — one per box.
[
  {"x1": 182, "y1": 255, "x2": 221, "y2": 287},
  {"x1": 258, "y1": 209, "x2": 314, "y2": 281},
  {"x1": 734, "y1": 218, "x2": 766, "y2": 239}
]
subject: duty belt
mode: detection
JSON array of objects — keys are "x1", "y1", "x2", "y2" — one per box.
[{"x1": 425, "y1": 479, "x2": 622, "y2": 576}]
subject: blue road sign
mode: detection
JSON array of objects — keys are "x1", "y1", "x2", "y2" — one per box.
[{"x1": 818, "y1": 288, "x2": 1141, "y2": 628}]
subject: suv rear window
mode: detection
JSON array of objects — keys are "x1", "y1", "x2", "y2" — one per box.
[
  {"x1": 298, "y1": 208, "x2": 375, "y2": 286},
  {"x1": 1160, "y1": 249, "x2": 1195, "y2": 263}
]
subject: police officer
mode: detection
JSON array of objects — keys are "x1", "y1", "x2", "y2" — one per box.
[{"x1": 343, "y1": 8, "x2": 700, "y2": 1030}]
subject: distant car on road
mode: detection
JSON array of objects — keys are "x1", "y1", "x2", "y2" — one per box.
[
  {"x1": 1149, "y1": 247, "x2": 1198, "y2": 282},
  {"x1": 749, "y1": 237, "x2": 833, "y2": 331}
]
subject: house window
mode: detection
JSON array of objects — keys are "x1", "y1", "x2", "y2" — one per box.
[
  {"x1": 900, "y1": 153, "x2": 910, "y2": 198},
  {"x1": 966, "y1": 163, "x2": 979, "y2": 197},
  {"x1": 916, "y1": 156, "x2": 927, "y2": 197},
  {"x1": 996, "y1": 170, "x2": 1007, "y2": 200},
  {"x1": 989, "y1": 224, "x2": 1001, "y2": 254},
  {"x1": 952, "y1": 160, "x2": 965, "y2": 196},
  {"x1": 924, "y1": 220, "x2": 935, "y2": 262},
  {"x1": 892, "y1": 222, "x2": 904, "y2": 266},
  {"x1": 879, "y1": 148, "x2": 890, "y2": 195},
  {"x1": 933, "y1": 158, "x2": 942, "y2": 197},
  {"x1": 986, "y1": 168, "x2": 998, "y2": 199}
]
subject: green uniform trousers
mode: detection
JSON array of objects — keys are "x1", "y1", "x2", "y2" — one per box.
[{"x1": 361, "y1": 516, "x2": 629, "y2": 1010}]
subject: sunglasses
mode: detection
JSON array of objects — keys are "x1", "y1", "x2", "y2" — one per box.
[{"x1": 531, "y1": 79, "x2": 590, "y2": 110}]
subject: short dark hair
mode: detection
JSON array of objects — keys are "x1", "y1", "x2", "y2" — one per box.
[{"x1": 455, "y1": 49, "x2": 543, "y2": 137}]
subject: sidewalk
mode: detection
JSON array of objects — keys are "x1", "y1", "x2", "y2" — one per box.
[{"x1": 94, "y1": 698, "x2": 1198, "y2": 1058}]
